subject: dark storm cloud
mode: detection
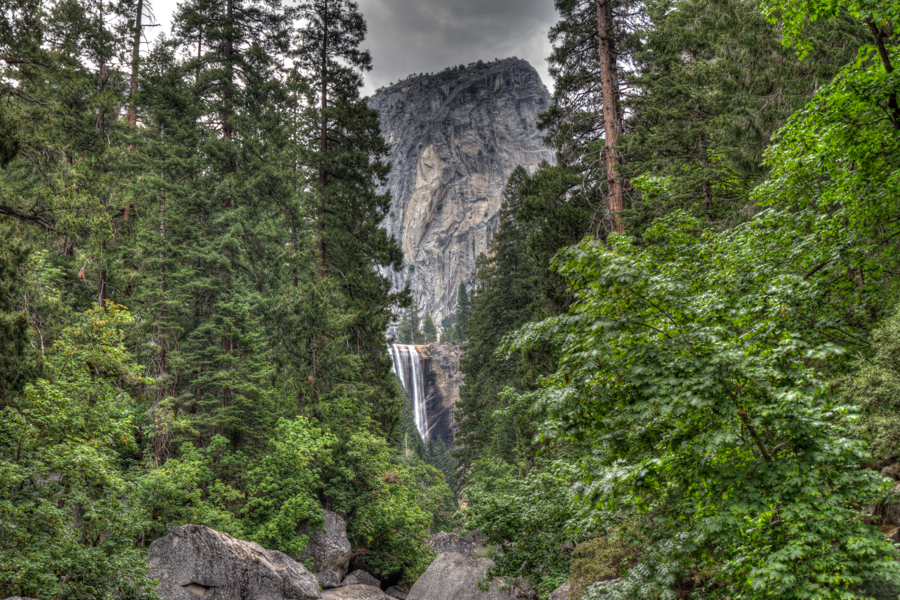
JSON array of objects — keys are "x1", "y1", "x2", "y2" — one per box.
[
  {"x1": 149, "y1": 0, "x2": 558, "y2": 95},
  {"x1": 356, "y1": 0, "x2": 558, "y2": 94}
]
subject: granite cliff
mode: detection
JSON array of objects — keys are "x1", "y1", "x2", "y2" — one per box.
[
  {"x1": 420, "y1": 343, "x2": 463, "y2": 448},
  {"x1": 369, "y1": 58, "x2": 554, "y2": 325}
]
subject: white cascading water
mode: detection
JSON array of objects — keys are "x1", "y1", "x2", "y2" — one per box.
[{"x1": 390, "y1": 344, "x2": 428, "y2": 441}]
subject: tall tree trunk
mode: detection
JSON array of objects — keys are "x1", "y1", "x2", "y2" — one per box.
[
  {"x1": 154, "y1": 185, "x2": 168, "y2": 467},
  {"x1": 127, "y1": 0, "x2": 144, "y2": 128},
  {"x1": 866, "y1": 21, "x2": 900, "y2": 129},
  {"x1": 98, "y1": 59, "x2": 109, "y2": 309},
  {"x1": 597, "y1": 0, "x2": 624, "y2": 233},
  {"x1": 317, "y1": 0, "x2": 328, "y2": 280},
  {"x1": 223, "y1": 0, "x2": 234, "y2": 141},
  {"x1": 310, "y1": 0, "x2": 329, "y2": 390}
]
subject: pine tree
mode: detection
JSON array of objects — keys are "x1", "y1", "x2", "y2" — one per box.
[
  {"x1": 422, "y1": 312, "x2": 437, "y2": 344},
  {"x1": 440, "y1": 314, "x2": 454, "y2": 343},
  {"x1": 164, "y1": 0, "x2": 298, "y2": 448},
  {"x1": 124, "y1": 39, "x2": 204, "y2": 464},
  {"x1": 397, "y1": 301, "x2": 422, "y2": 344},
  {"x1": 455, "y1": 168, "x2": 544, "y2": 476},
  {"x1": 425, "y1": 437, "x2": 457, "y2": 495},
  {"x1": 294, "y1": 0, "x2": 407, "y2": 427},
  {"x1": 410, "y1": 302, "x2": 421, "y2": 344},
  {"x1": 397, "y1": 309, "x2": 414, "y2": 344},
  {"x1": 453, "y1": 283, "x2": 472, "y2": 342},
  {"x1": 541, "y1": 0, "x2": 637, "y2": 234},
  {"x1": 619, "y1": 0, "x2": 864, "y2": 235},
  {"x1": 0, "y1": 230, "x2": 37, "y2": 403}
]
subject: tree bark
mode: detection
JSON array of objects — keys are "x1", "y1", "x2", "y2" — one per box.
[
  {"x1": 154, "y1": 184, "x2": 167, "y2": 467},
  {"x1": 317, "y1": 0, "x2": 328, "y2": 280},
  {"x1": 127, "y1": 0, "x2": 144, "y2": 128},
  {"x1": 97, "y1": 1, "x2": 110, "y2": 309},
  {"x1": 866, "y1": 21, "x2": 900, "y2": 130},
  {"x1": 223, "y1": 0, "x2": 234, "y2": 141},
  {"x1": 597, "y1": 0, "x2": 624, "y2": 233}
]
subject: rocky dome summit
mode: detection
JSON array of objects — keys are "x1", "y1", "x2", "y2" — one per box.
[{"x1": 369, "y1": 57, "x2": 554, "y2": 325}]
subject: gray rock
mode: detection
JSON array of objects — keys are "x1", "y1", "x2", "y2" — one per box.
[
  {"x1": 323, "y1": 585, "x2": 391, "y2": 600},
  {"x1": 385, "y1": 586, "x2": 408, "y2": 600},
  {"x1": 420, "y1": 344, "x2": 463, "y2": 448},
  {"x1": 148, "y1": 524, "x2": 321, "y2": 600},
  {"x1": 886, "y1": 526, "x2": 900, "y2": 544},
  {"x1": 548, "y1": 582, "x2": 571, "y2": 600},
  {"x1": 429, "y1": 531, "x2": 476, "y2": 557},
  {"x1": 318, "y1": 570, "x2": 342, "y2": 589},
  {"x1": 882, "y1": 465, "x2": 899, "y2": 480},
  {"x1": 341, "y1": 570, "x2": 381, "y2": 588},
  {"x1": 4, "y1": 597, "x2": 40, "y2": 600},
  {"x1": 463, "y1": 530, "x2": 485, "y2": 547},
  {"x1": 370, "y1": 59, "x2": 555, "y2": 328},
  {"x1": 407, "y1": 552, "x2": 536, "y2": 600},
  {"x1": 297, "y1": 510, "x2": 354, "y2": 578}
]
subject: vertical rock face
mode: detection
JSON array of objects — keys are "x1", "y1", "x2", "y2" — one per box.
[
  {"x1": 369, "y1": 58, "x2": 554, "y2": 325},
  {"x1": 421, "y1": 343, "x2": 463, "y2": 448}
]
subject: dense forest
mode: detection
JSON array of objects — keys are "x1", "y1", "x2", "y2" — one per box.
[
  {"x1": 456, "y1": 0, "x2": 900, "y2": 598},
  {"x1": 0, "y1": 0, "x2": 456, "y2": 596},
  {"x1": 1, "y1": 0, "x2": 899, "y2": 597}
]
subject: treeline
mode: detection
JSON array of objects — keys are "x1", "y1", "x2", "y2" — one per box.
[
  {"x1": 456, "y1": 0, "x2": 900, "y2": 598},
  {"x1": 0, "y1": 0, "x2": 457, "y2": 597},
  {"x1": 395, "y1": 283, "x2": 472, "y2": 344}
]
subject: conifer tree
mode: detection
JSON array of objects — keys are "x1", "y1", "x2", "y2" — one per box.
[
  {"x1": 455, "y1": 168, "x2": 544, "y2": 476},
  {"x1": 397, "y1": 309, "x2": 413, "y2": 344},
  {"x1": 126, "y1": 40, "x2": 204, "y2": 464},
  {"x1": 0, "y1": 230, "x2": 37, "y2": 403},
  {"x1": 440, "y1": 314, "x2": 453, "y2": 343},
  {"x1": 541, "y1": 0, "x2": 636, "y2": 234},
  {"x1": 397, "y1": 301, "x2": 422, "y2": 344},
  {"x1": 422, "y1": 312, "x2": 437, "y2": 343},
  {"x1": 165, "y1": 0, "x2": 298, "y2": 448},
  {"x1": 295, "y1": 0, "x2": 406, "y2": 424},
  {"x1": 453, "y1": 283, "x2": 472, "y2": 342},
  {"x1": 410, "y1": 303, "x2": 421, "y2": 344},
  {"x1": 620, "y1": 0, "x2": 863, "y2": 234}
]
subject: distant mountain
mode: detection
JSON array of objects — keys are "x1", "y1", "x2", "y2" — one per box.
[{"x1": 369, "y1": 58, "x2": 554, "y2": 325}]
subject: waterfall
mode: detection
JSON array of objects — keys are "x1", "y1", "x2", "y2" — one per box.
[{"x1": 390, "y1": 344, "x2": 428, "y2": 441}]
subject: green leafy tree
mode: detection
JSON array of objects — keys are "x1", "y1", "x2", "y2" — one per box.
[
  {"x1": 243, "y1": 417, "x2": 335, "y2": 554},
  {"x1": 315, "y1": 397, "x2": 435, "y2": 585},
  {"x1": 464, "y1": 459, "x2": 584, "y2": 597},
  {"x1": 0, "y1": 305, "x2": 156, "y2": 599},
  {"x1": 506, "y1": 220, "x2": 900, "y2": 598}
]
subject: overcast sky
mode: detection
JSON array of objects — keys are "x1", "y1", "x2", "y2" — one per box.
[{"x1": 147, "y1": 0, "x2": 558, "y2": 95}]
